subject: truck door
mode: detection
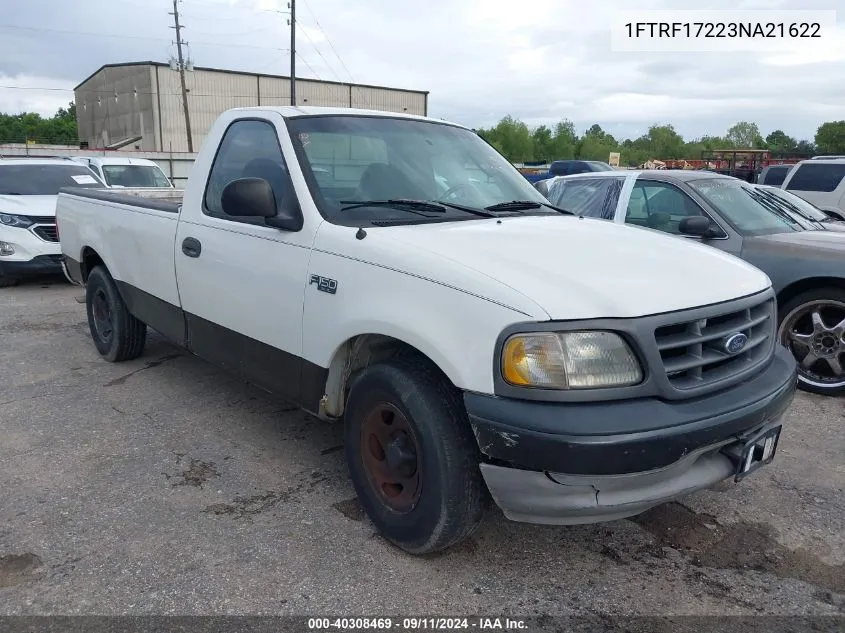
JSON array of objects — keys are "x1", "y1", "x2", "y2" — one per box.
[{"x1": 173, "y1": 116, "x2": 315, "y2": 405}]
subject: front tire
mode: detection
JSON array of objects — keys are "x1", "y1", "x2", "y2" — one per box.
[
  {"x1": 85, "y1": 266, "x2": 147, "y2": 362},
  {"x1": 344, "y1": 356, "x2": 488, "y2": 554},
  {"x1": 778, "y1": 288, "x2": 845, "y2": 396}
]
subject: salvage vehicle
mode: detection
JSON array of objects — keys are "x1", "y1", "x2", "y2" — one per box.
[
  {"x1": 73, "y1": 156, "x2": 174, "y2": 189},
  {"x1": 780, "y1": 158, "x2": 845, "y2": 221},
  {"x1": 544, "y1": 170, "x2": 845, "y2": 395},
  {"x1": 0, "y1": 157, "x2": 103, "y2": 287},
  {"x1": 58, "y1": 107, "x2": 797, "y2": 554}
]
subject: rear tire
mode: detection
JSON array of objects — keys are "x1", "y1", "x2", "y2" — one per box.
[
  {"x1": 85, "y1": 266, "x2": 147, "y2": 362},
  {"x1": 777, "y1": 287, "x2": 845, "y2": 396},
  {"x1": 0, "y1": 276, "x2": 17, "y2": 288},
  {"x1": 344, "y1": 356, "x2": 488, "y2": 554}
]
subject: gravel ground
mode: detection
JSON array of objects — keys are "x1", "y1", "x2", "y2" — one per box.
[{"x1": 1, "y1": 277, "x2": 843, "y2": 617}]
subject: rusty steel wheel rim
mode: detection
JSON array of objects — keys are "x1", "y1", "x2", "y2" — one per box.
[{"x1": 360, "y1": 402, "x2": 422, "y2": 513}]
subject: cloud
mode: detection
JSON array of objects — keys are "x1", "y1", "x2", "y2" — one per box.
[{"x1": 0, "y1": 0, "x2": 842, "y2": 143}]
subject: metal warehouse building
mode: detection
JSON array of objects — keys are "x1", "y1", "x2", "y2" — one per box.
[{"x1": 74, "y1": 62, "x2": 429, "y2": 153}]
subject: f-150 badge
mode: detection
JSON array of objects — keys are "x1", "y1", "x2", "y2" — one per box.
[{"x1": 310, "y1": 274, "x2": 337, "y2": 294}]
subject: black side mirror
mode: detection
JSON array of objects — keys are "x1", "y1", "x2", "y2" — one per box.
[
  {"x1": 679, "y1": 215, "x2": 720, "y2": 238},
  {"x1": 220, "y1": 177, "x2": 303, "y2": 231}
]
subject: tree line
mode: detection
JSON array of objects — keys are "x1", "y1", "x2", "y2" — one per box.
[
  {"x1": 0, "y1": 102, "x2": 79, "y2": 145},
  {"x1": 476, "y1": 117, "x2": 845, "y2": 166},
  {"x1": 3, "y1": 102, "x2": 845, "y2": 167}
]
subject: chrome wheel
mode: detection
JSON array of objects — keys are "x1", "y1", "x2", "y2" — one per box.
[{"x1": 778, "y1": 299, "x2": 845, "y2": 390}]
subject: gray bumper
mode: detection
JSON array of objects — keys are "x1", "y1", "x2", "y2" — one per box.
[{"x1": 480, "y1": 420, "x2": 781, "y2": 525}]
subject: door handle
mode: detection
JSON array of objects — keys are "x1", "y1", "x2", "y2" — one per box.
[{"x1": 182, "y1": 237, "x2": 202, "y2": 258}]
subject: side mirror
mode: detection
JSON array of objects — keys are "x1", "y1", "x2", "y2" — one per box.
[
  {"x1": 679, "y1": 215, "x2": 720, "y2": 238},
  {"x1": 220, "y1": 177, "x2": 302, "y2": 231}
]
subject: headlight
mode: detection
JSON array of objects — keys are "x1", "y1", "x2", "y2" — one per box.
[
  {"x1": 0, "y1": 213, "x2": 34, "y2": 228},
  {"x1": 502, "y1": 331, "x2": 642, "y2": 389}
]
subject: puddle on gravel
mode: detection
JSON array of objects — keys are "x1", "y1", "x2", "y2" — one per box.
[
  {"x1": 631, "y1": 502, "x2": 845, "y2": 594},
  {"x1": 0, "y1": 553, "x2": 43, "y2": 588}
]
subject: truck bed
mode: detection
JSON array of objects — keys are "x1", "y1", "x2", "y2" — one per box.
[
  {"x1": 58, "y1": 187, "x2": 183, "y2": 213},
  {"x1": 57, "y1": 186, "x2": 182, "y2": 309}
]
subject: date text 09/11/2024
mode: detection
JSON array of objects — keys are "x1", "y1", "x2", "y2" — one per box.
[
  {"x1": 307, "y1": 618, "x2": 527, "y2": 630},
  {"x1": 623, "y1": 21, "x2": 822, "y2": 38}
]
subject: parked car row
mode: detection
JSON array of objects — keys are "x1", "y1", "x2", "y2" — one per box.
[
  {"x1": 54, "y1": 106, "x2": 799, "y2": 555},
  {"x1": 535, "y1": 168, "x2": 845, "y2": 396},
  {"x1": 0, "y1": 155, "x2": 173, "y2": 287}
]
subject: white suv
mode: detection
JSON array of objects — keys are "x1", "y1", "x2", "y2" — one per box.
[
  {"x1": 0, "y1": 157, "x2": 104, "y2": 287},
  {"x1": 780, "y1": 158, "x2": 845, "y2": 221}
]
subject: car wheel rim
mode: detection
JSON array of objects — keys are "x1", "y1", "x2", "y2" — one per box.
[
  {"x1": 778, "y1": 299, "x2": 845, "y2": 389},
  {"x1": 91, "y1": 288, "x2": 114, "y2": 343},
  {"x1": 360, "y1": 402, "x2": 422, "y2": 514}
]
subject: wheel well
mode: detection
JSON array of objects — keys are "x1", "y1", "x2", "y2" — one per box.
[
  {"x1": 320, "y1": 334, "x2": 450, "y2": 419},
  {"x1": 777, "y1": 278, "x2": 845, "y2": 312},
  {"x1": 80, "y1": 247, "x2": 105, "y2": 282}
]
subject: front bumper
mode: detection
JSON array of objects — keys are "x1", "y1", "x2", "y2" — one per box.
[
  {"x1": 465, "y1": 345, "x2": 797, "y2": 524},
  {"x1": 0, "y1": 254, "x2": 64, "y2": 277},
  {"x1": 0, "y1": 225, "x2": 62, "y2": 279}
]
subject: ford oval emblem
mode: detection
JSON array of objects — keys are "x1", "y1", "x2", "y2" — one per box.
[{"x1": 723, "y1": 333, "x2": 748, "y2": 355}]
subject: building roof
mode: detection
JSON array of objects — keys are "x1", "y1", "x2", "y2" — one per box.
[{"x1": 74, "y1": 61, "x2": 429, "y2": 96}]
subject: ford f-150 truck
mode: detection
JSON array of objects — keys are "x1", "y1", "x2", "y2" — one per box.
[{"x1": 57, "y1": 107, "x2": 798, "y2": 554}]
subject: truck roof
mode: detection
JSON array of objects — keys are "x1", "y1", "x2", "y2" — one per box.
[{"x1": 225, "y1": 105, "x2": 468, "y2": 128}]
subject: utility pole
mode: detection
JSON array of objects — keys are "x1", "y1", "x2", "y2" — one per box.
[
  {"x1": 170, "y1": 0, "x2": 194, "y2": 152},
  {"x1": 290, "y1": 0, "x2": 296, "y2": 105}
]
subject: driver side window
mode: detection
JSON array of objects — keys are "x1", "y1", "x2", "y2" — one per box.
[
  {"x1": 624, "y1": 180, "x2": 715, "y2": 235},
  {"x1": 204, "y1": 119, "x2": 293, "y2": 225}
]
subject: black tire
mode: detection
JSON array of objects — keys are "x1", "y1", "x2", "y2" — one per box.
[
  {"x1": 344, "y1": 356, "x2": 488, "y2": 554},
  {"x1": 777, "y1": 287, "x2": 845, "y2": 396},
  {"x1": 0, "y1": 276, "x2": 17, "y2": 288},
  {"x1": 85, "y1": 266, "x2": 147, "y2": 362}
]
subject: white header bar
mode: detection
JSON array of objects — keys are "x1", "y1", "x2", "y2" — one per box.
[{"x1": 610, "y1": 10, "x2": 838, "y2": 53}]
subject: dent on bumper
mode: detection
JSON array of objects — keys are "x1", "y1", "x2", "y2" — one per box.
[{"x1": 479, "y1": 430, "x2": 759, "y2": 525}]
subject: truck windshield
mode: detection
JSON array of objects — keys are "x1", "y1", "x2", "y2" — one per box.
[
  {"x1": 687, "y1": 178, "x2": 806, "y2": 236},
  {"x1": 102, "y1": 165, "x2": 171, "y2": 188},
  {"x1": 0, "y1": 164, "x2": 103, "y2": 195},
  {"x1": 286, "y1": 115, "x2": 552, "y2": 226}
]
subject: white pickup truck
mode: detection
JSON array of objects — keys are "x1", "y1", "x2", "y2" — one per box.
[{"x1": 57, "y1": 106, "x2": 798, "y2": 554}]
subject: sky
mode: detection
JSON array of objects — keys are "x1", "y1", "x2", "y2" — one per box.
[{"x1": 0, "y1": 0, "x2": 843, "y2": 143}]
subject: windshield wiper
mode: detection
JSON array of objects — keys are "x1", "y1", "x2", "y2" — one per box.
[
  {"x1": 485, "y1": 200, "x2": 574, "y2": 215},
  {"x1": 340, "y1": 198, "x2": 501, "y2": 219},
  {"x1": 340, "y1": 199, "x2": 447, "y2": 214},
  {"x1": 0, "y1": 191, "x2": 22, "y2": 195}
]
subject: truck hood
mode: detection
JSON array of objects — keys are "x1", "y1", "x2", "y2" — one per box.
[
  {"x1": 0, "y1": 195, "x2": 58, "y2": 218},
  {"x1": 378, "y1": 215, "x2": 771, "y2": 320}
]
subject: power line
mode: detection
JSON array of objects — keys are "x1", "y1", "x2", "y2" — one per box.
[
  {"x1": 295, "y1": 51, "x2": 322, "y2": 81},
  {"x1": 0, "y1": 23, "x2": 288, "y2": 51},
  {"x1": 296, "y1": 23, "x2": 342, "y2": 83},
  {"x1": 299, "y1": 0, "x2": 355, "y2": 83}
]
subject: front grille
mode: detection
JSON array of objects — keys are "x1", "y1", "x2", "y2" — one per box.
[
  {"x1": 32, "y1": 224, "x2": 59, "y2": 242},
  {"x1": 654, "y1": 296, "x2": 776, "y2": 391}
]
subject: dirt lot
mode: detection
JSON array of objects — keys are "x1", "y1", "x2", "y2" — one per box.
[{"x1": 1, "y1": 277, "x2": 843, "y2": 616}]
